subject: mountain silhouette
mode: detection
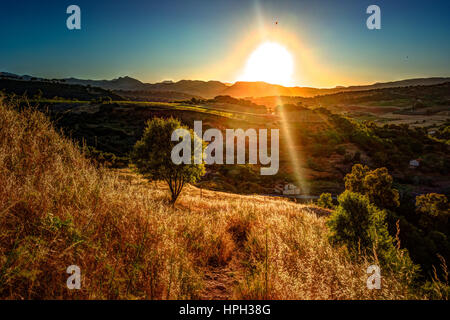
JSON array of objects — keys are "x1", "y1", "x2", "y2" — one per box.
[{"x1": 2, "y1": 72, "x2": 449, "y2": 99}]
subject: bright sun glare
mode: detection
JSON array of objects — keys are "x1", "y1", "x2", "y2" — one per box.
[{"x1": 239, "y1": 42, "x2": 294, "y2": 86}]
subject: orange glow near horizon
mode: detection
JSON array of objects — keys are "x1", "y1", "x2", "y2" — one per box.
[
  {"x1": 237, "y1": 41, "x2": 294, "y2": 86},
  {"x1": 194, "y1": 22, "x2": 350, "y2": 88}
]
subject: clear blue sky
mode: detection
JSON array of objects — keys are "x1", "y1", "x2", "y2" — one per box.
[{"x1": 1, "y1": 0, "x2": 449, "y2": 87}]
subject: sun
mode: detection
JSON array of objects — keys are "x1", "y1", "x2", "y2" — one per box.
[{"x1": 238, "y1": 42, "x2": 294, "y2": 86}]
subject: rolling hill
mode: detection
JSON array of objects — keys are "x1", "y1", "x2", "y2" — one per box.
[
  {"x1": 63, "y1": 76, "x2": 450, "y2": 98},
  {"x1": 221, "y1": 78, "x2": 450, "y2": 98},
  {"x1": 0, "y1": 100, "x2": 425, "y2": 299},
  {"x1": 252, "y1": 81, "x2": 450, "y2": 109},
  {"x1": 0, "y1": 78, "x2": 123, "y2": 101},
  {"x1": 2, "y1": 71, "x2": 449, "y2": 99},
  {"x1": 62, "y1": 77, "x2": 228, "y2": 98}
]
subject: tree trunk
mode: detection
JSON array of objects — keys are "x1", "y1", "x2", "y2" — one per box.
[{"x1": 167, "y1": 176, "x2": 185, "y2": 206}]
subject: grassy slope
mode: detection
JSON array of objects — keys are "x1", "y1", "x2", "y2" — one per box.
[
  {"x1": 33, "y1": 99, "x2": 269, "y2": 121},
  {"x1": 0, "y1": 100, "x2": 423, "y2": 299},
  {"x1": 251, "y1": 82, "x2": 450, "y2": 109}
]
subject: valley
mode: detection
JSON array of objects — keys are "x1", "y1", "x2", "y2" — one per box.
[{"x1": 1, "y1": 77, "x2": 445, "y2": 199}]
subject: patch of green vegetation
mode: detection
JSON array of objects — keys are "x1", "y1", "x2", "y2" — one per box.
[
  {"x1": 363, "y1": 98, "x2": 413, "y2": 107},
  {"x1": 317, "y1": 110, "x2": 449, "y2": 174}
]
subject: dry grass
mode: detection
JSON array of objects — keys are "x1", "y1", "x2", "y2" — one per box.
[{"x1": 0, "y1": 100, "x2": 424, "y2": 299}]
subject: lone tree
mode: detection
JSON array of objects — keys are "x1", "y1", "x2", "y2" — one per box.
[{"x1": 131, "y1": 117, "x2": 205, "y2": 204}]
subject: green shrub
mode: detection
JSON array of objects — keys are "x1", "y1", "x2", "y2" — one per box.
[
  {"x1": 344, "y1": 164, "x2": 399, "y2": 210},
  {"x1": 416, "y1": 193, "x2": 449, "y2": 232},
  {"x1": 327, "y1": 191, "x2": 415, "y2": 272},
  {"x1": 317, "y1": 193, "x2": 334, "y2": 209}
]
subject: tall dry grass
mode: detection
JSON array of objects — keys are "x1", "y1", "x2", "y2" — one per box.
[
  {"x1": 177, "y1": 190, "x2": 424, "y2": 299},
  {"x1": 0, "y1": 100, "x2": 203, "y2": 299},
  {"x1": 0, "y1": 99, "x2": 424, "y2": 299}
]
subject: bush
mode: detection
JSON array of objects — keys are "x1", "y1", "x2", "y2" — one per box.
[
  {"x1": 317, "y1": 193, "x2": 334, "y2": 209},
  {"x1": 416, "y1": 193, "x2": 449, "y2": 232},
  {"x1": 416, "y1": 193, "x2": 449, "y2": 218},
  {"x1": 327, "y1": 191, "x2": 415, "y2": 272},
  {"x1": 344, "y1": 164, "x2": 399, "y2": 210},
  {"x1": 344, "y1": 164, "x2": 369, "y2": 194}
]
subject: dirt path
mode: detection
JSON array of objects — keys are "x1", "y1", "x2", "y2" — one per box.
[
  {"x1": 199, "y1": 254, "x2": 244, "y2": 300},
  {"x1": 199, "y1": 267, "x2": 238, "y2": 299}
]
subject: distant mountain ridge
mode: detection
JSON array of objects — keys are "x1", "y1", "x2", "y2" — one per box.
[
  {"x1": 62, "y1": 77, "x2": 228, "y2": 98},
  {"x1": 1, "y1": 72, "x2": 449, "y2": 99},
  {"x1": 55, "y1": 76, "x2": 450, "y2": 99},
  {"x1": 222, "y1": 78, "x2": 450, "y2": 98},
  {"x1": 63, "y1": 76, "x2": 144, "y2": 91}
]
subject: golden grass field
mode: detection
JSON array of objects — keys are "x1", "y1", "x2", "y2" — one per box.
[{"x1": 0, "y1": 99, "x2": 433, "y2": 299}]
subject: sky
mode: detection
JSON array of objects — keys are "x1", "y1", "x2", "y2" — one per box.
[{"x1": 0, "y1": 0, "x2": 449, "y2": 88}]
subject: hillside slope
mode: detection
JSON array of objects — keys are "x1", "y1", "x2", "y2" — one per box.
[
  {"x1": 63, "y1": 76, "x2": 450, "y2": 99},
  {"x1": 224, "y1": 78, "x2": 450, "y2": 98},
  {"x1": 252, "y1": 82, "x2": 450, "y2": 109},
  {"x1": 0, "y1": 99, "x2": 424, "y2": 299},
  {"x1": 63, "y1": 77, "x2": 228, "y2": 99},
  {"x1": 0, "y1": 78, "x2": 122, "y2": 101},
  {"x1": 3, "y1": 72, "x2": 449, "y2": 99}
]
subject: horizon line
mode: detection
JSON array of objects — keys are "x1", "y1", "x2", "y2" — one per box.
[{"x1": 2, "y1": 70, "x2": 450, "y2": 90}]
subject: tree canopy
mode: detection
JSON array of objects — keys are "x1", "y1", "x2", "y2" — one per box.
[
  {"x1": 344, "y1": 164, "x2": 400, "y2": 210},
  {"x1": 131, "y1": 117, "x2": 205, "y2": 204}
]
